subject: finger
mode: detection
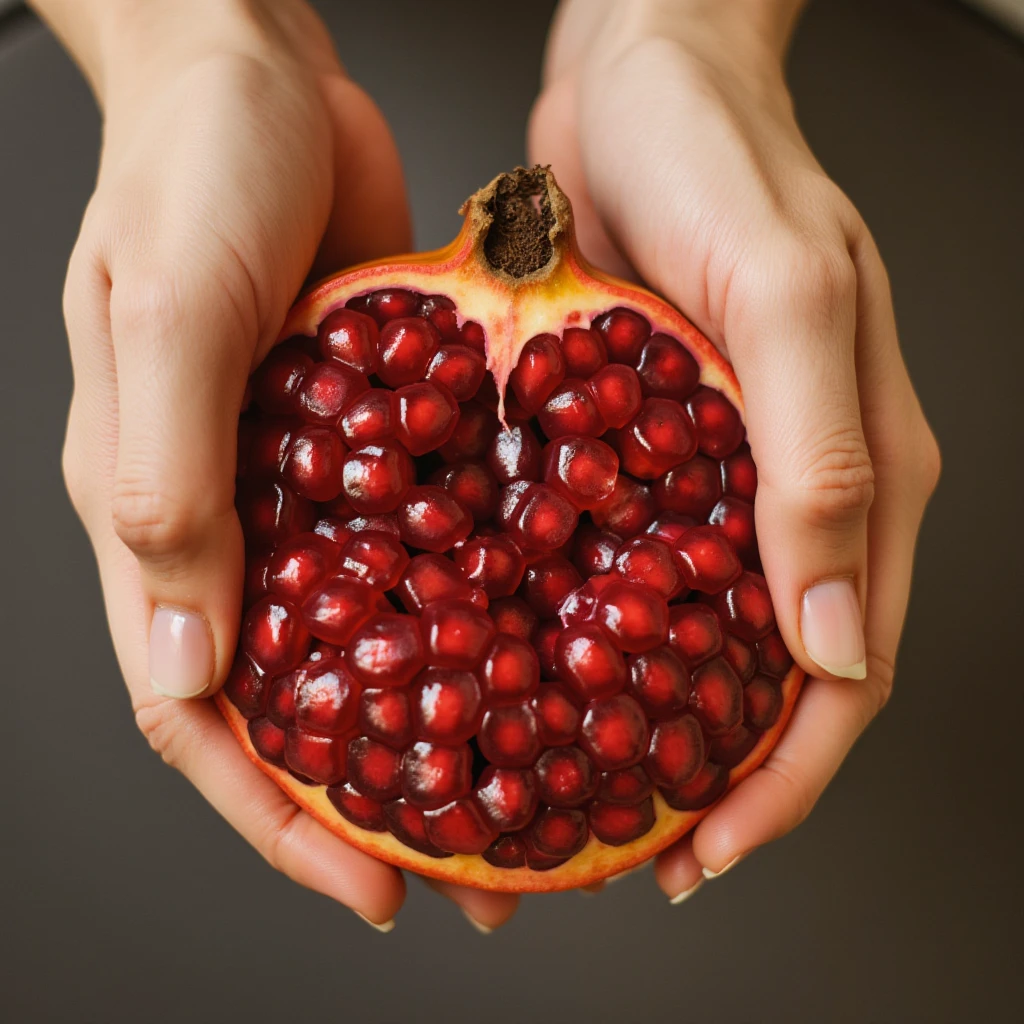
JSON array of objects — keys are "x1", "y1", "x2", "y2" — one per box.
[
  {"x1": 312, "y1": 76, "x2": 412, "y2": 277},
  {"x1": 422, "y1": 878, "x2": 520, "y2": 934},
  {"x1": 104, "y1": 253, "x2": 252, "y2": 700},
  {"x1": 652, "y1": 835, "x2": 705, "y2": 904}
]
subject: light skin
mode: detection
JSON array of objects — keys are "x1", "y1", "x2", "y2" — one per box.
[{"x1": 32, "y1": 0, "x2": 939, "y2": 927}]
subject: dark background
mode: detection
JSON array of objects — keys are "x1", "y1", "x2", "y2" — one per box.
[{"x1": 2, "y1": 1, "x2": 1022, "y2": 1021}]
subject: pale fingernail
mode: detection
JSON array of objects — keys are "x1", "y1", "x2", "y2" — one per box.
[
  {"x1": 149, "y1": 607, "x2": 214, "y2": 698},
  {"x1": 669, "y1": 879, "x2": 704, "y2": 905},
  {"x1": 462, "y1": 910, "x2": 493, "y2": 935},
  {"x1": 356, "y1": 912, "x2": 395, "y2": 933},
  {"x1": 800, "y1": 579, "x2": 866, "y2": 680},
  {"x1": 702, "y1": 854, "x2": 743, "y2": 880}
]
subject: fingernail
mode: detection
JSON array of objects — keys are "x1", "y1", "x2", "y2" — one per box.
[
  {"x1": 669, "y1": 879, "x2": 704, "y2": 905},
  {"x1": 356, "y1": 912, "x2": 395, "y2": 933},
  {"x1": 149, "y1": 607, "x2": 214, "y2": 698},
  {"x1": 702, "y1": 854, "x2": 743, "y2": 880},
  {"x1": 462, "y1": 910, "x2": 493, "y2": 935},
  {"x1": 800, "y1": 579, "x2": 866, "y2": 680}
]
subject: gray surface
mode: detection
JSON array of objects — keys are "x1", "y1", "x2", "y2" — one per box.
[{"x1": 1, "y1": 1, "x2": 1022, "y2": 1022}]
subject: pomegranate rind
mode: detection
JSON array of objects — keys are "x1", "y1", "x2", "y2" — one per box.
[{"x1": 221, "y1": 169, "x2": 806, "y2": 892}]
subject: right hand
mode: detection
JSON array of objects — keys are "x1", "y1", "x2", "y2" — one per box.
[{"x1": 44, "y1": 0, "x2": 518, "y2": 932}]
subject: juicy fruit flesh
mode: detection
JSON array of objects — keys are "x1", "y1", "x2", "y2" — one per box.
[{"x1": 225, "y1": 282, "x2": 799, "y2": 886}]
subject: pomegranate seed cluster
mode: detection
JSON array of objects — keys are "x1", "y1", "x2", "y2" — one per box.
[{"x1": 226, "y1": 289, "x2": 792, "y2": 869}]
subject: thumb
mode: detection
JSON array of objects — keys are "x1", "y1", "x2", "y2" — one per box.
[
  {"x1": 727, "y1": 240, "x2": 872, "y2": 681},
  {"x1": 108, "y1": 258, "x2": 253, "y2": 699}
]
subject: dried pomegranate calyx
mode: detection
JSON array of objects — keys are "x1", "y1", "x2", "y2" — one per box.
[{"x1": 221, "y1": 166, "x2": 804, "y2": 894}]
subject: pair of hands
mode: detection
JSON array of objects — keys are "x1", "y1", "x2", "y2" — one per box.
[{"x1": 39, "y1": 0, "x2": 938, "y2": 931}]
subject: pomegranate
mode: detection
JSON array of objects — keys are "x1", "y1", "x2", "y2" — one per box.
[{"x1": 220, "y1": 168, "x2": 804, "y2": 892}]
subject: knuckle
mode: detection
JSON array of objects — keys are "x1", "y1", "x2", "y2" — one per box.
[
  {"x1": 61, "y1": 435, "x2": 92, "y2": 520},
  {"x1": 775, "y1": 235, "x2": 858, "y2": 314},
  {"x1": 109, "y1": 269, "x2": 188, "y2": 339},
  {"x1": 794, "y1": 428, "x2": 876, "y2": 527},
  {"x1": 110, "y1": 479, "x2": 202, "y2": 563},
  {"x1": 918, "y1": 426, "x2": 942, "y2": 497},
  {"x1": 255, "y1": 803, "x2": 305, "y2": 877},
  {"x1": 866, "y1": 651, "x2": 897, "y2": 719},
  {"x1": 762, "y1": 755, "x2": 818, "y2": 830}
]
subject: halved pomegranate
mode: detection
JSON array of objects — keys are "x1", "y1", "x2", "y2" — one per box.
[{"x1": 220, "y1": 168, "x2": 804, "y2": 892}]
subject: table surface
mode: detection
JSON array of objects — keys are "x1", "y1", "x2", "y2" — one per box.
[{"x1": 2, "y1": 2, "x2": 1022, "y2": 1022}]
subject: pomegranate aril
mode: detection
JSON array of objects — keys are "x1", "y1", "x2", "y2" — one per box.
[
  {"x1": 597, "y1": 765, "x2": 654, "y2": 805},
  {"x1": 327, "y1": 781, "x2": 386, "y2": 831},
  {"x1": 346, "y1": 736, "x2": 402, "y2": 801},
  {"x1": 340, "y1": 512, "x2": 400, "y2": 538},
  {"x1": 340, "y1": 442, "x2": 413, "y2": 514},
  {"x1": 523, "y1": 555, "x2": 583, "y2": 618},
  {"x1": 533, "y1": 621, "x2": 562, "y2": 680},
  {"x1": 301, "y1": 576, "x2": 376, "y2": 645},
  {"x1": 532, "y1": 683, "x2": 581, "y2": 745},
  {"x1": 709, "y1": 497, "x2": 758, "y2": 565},
  {"x1": 529, "y1": 806, "x2": 589, "y2": 858},
  {"x1": 580, "y1": 694, "x2": 650, "y2": 771},
  {"x1": 593, "y1": 580, "x2": 669, "y2": 654},
  {"x1": 636, "y1": 333, "x2": 700, "y2": 400},
  {"x1": 588, "y1": 797, "x2": 655, "y2": 846},
  {"x1": 586, "y1": 364, "x2": 642, "y2": 429},
  {"x1": 592, "y1": 307, "x2": 650, "y2": 364},
  {"x1": 242, "y1": 418, "x2": 294, "y2": 478},
  {"x1": 347, "y1": 614, "x2": 425, "y2": 688},
  {"x1": 224, "y1": 654, "x2": 267, "y2": 719},
  {"x1": 394, "y1": 381, "x2": 460, "y2": 456},
  {"x1": 505, "y1": 483, "x2": 579, "y2": 553},
  {"x1": 573, "y1": 526, "x2": 621, "y2": 579},
  {"x1": 712, "y1": 572, "x2": 776, "y2": 641},
  {"x1": 281, "y1": 428, "x2": 347, "y2": 502},
  {"x1": 538, "y1": 379, "x2": 606, "y2": 439},
  {"x1": 757, "y1": 630, "x2": 793, "y2": 678},
  {"x1": 383, "y1": 797, "x2": 452, "y2": 858},
  {"x1": 455, "y1": 535, "x2": 525, "y2": 597},
  {"x1": 420, "y1": 599, "x2": 496, "y2": 669},
  {"x1": 294, "y1": 659, "x2": 360, "y2": 734},
  {"x1": 721, "y1": 443, "x2": 758, "y2": 502},
  {"x1": 412, "y1": 667, "x2": 483, "y2": 744},
  {"x1": 397, "y1": 485, "x2": 473, "y2": 552},
  {"x1": 340, "y1": 389, "x2": 394, "y2": 446},
  {"x1": 243, "y1": 550, "x2": 272, "y2": 607},
  {"x1": 488, "y1": 596, "x2": 539, "y2": 640},
  {"x1": 723, "y1": 635, "x2": 757, "y2": 684},
  {"x1": 480, "y1": 633, "x2": 540, "y2": 702},
  {"x1": 591, "y1": 475, "x2": 655, "y2": 536},
  {"x1": 687, "y1": 386, "x2": 745, "y2": 458},
  {"x1": 476, "y1": 767, "x2": 538, "y2": 834},
  {"x1": 487, "y1": 424, "x2": 542, "y2": 484},
  {"x1": 710, "y1": 724, "x2": 759, "y2": 767},
  {"x1": 318, "y1": 307, "x2": 379, "y2": 374},
  {"x1": 430, "y1": 463, "x2": 499, "y2": 521},
  {"x1": 360, "y1": 288, "x2": 422, "y2": 325},
  {"x1": 643, "y1": 714, "x2": 705, "y2": 787},
  {"x1": 284, "y1": 727, "x2": 348, "y2": 786},
  {"x1": 674, "y1": 526, "x2": 742, "y2": 594},
  {"x1": 613, "y1": 537, "x2": 684, "y2": 599},
  {"x1": 426, "y1": 344, "x2": 486, "y2": 401},
  {"x1": 534, "y1": 745, "x2": 598, "y2": 807},
  {"x1": 266, "y1": 671, "x2": 298, "y2": 727},
  {"x1": 297, "y1": 362, "x2": 369, "y2": 424},
  {"x1": 249, "y1": 717, "x2": 286, "y2": 766},
  {"x1": 312, "y1": 518, "x2": 352, "y2": 548},
  {"x1": 744, "y1": 674, "x2": 783, "y2": 731},
  {"x1": 336, "y1": 531, "x2": 409, "y2": 589},
  {"x1": 662, "y1": 760, "x2": 729, "y2": 811},
  {"x1": 423, "y1": 799, "x2": 498, "y2": 855},
  {"x1": 509, "y1": 333, "x2": 566, "y2": 413},
  {"x1": 266, "y1": 533, "x2": 339, "y2": 604},
  {"x1": 460, "y1": 320, "x2": 486, "y2": 351},
  {"x1": 689, "y1": 657, "x2": 744, "y2": 736},
  {"x1": 401, "y1": 741, "x2": 472, "y2": 809},
  {"x1": 397, "y1": 554, "x2": 473, "y2": 612},
  {"x1": 628, "y1": 646, "x2": 692, "y2": 719},
  {"x1": 419, "y1": 294, "x2": 460, "y2": 341},
  {"x1": 646, "y1": 512, "x2": 696, "y2": 546},
  {"x1": 561, "y1": 326, "x2": 607, "y2": 377},
  {"x1": 654, "y1": 455, "x2": 722, "y2": 517},
  {"x1": 541, "y1": 435, "x2": 619, "y2": 510},
  {"x1": 555, "y1": 623, "x2": 628, "y2": 700},
  {"x1": 483, "y1": 834, "x2": 527, "y2": 869},
  {"x1": 358, "y1": 687, "x2": 413, "y2": 748},
  {"x1": 614, "y1": 398, "x2": 698, "y2": 479},
  {"x1": 558, "y1": 574, "x2": 613, "y2": 628},
  {"x1": 668, "y1": 604, "x2": 724, "y2": 667},
  {"x1": 479, "y1": 702, "x2": 542, "y2": 768},
  {"x1": 243, "y1": 596, "x2": 310, "y2": 674},
  {"x1": 377, "y1": 317, "x2": 440, "y2": 387},
  {"x1": 252, "y1": 347, "x2": 311, "y2": 414}
]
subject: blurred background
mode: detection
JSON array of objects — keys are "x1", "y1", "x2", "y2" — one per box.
[{"x1": 2, "y1": 1, "x2": 1022, "y2": 1021}]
